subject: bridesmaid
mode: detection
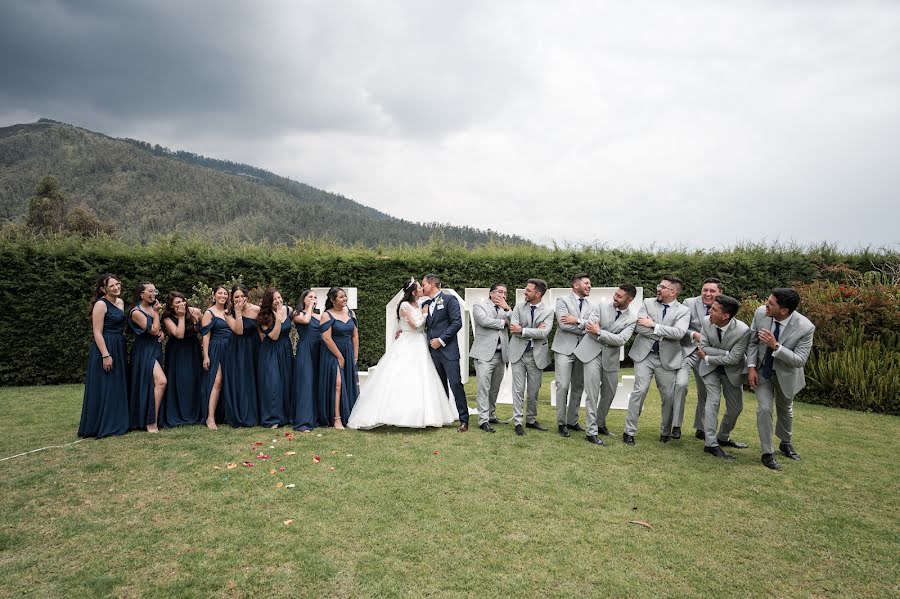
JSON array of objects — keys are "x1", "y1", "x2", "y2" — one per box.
[
  {"x1": 78, "y1": 273, "x2": 129, "y2": 438},
  {"x1": 221, "y1": 284, "x2": 260, "y2": 427},
  {"x1": 128, "y1": 282, "x2": 167, "y2": 432},
  {"x1": 290, "y1": 289, "x2": 321, "y2": 432},
  {"x1": 256, "y1": 287, "x2": 293, "y2": 428},
  {"x1": 200, "y1": 285, "x2": 233, "y2": 430},
  {"x1": 318, "y1": 287, "x2": 359, "y2": 429},
  {"x1": 159, "y1": 292, "x2": 202, "y2": 427}
]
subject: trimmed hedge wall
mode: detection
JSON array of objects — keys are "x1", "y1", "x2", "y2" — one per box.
[{"x1": 1, "y1": 235, "x2": 896, "y2": 397}]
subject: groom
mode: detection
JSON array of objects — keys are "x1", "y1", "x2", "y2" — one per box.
[{"x1": 422, "y1": 274, "x2": 470, "y2": 432}]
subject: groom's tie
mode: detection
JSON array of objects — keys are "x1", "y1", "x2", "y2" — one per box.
[{"x1": 423, "y1": 298, "x2": 434, "y2": 319}]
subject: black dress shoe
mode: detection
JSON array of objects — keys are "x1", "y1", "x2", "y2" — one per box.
[
  {"x1": 558, "y1": 425, "x2": 570, "y2": 438},
  {"x1": 779, "y1": 442, "x2": 801, "y2": 460},
  {"x1": 704, "y1": 445, "x2": 736, "y2": 460},
  {"x1": 671, "y1": 426, "x2": 682, "y2": 439},
  {"x1": 457, "y1": 423, "x2": 469, "y2": 433},
  {"x1": 695, "y1": 429, "x2": 705, "y2": 440},
  {"x1": 479, "y1": 422, "x2": 496, "y2": 433},
  {"x1": 622, "y1": 433, "x2": 635, "y2": 446},
  {"x1": 585, "y1": 435, "x2": 606, "y2": 446},
  {"x1": 515, "y1": 424, "x2": 524, "y2": 436},
  {"x1": 568, "y1": 423, "x2": 585, "y2": 432},
  {"x1": 597, "y1": 426, "x2": 611, "y2": 436},
  {"x1": 526, "y1": 421, "x2": 548, "y2": 431},
  {"x1": 659, "y1": 435, "x2": 670, "y2": 444},
  {"x1": 762, "y1": 453, "x2": 781, "y2": 470},
  {"x1": 718, "y1": 438, "x2": 748, "y2": 449},
  {"x1": 488, "y1": 417, "x2": 500, "y2": 424}
]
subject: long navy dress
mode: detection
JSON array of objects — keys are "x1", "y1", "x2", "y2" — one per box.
[
  {"x1": 199, "y1": 310, "x2": 232, "y2": 423},
  {"x1": 318, "y1": 311, "x2": 359, "y2": 426},
  {"x1": 290, "y1": 313, "x2": 321, "y2": 431},
  {"x1": 160, "y1": 316, "x2": 201, "y2": 427},
  {"x1": 128, "y1": 306, "x2": 163, "y2": 430},
  {"x1": 257, "y1": 308, "x2": 293, "y2": 427},
  {"x1": 78, "y1": 298, "x2": 129, "y2": 438},
  {"x1": 222, "y1": 315, "x2": 260, "y2": 427}
]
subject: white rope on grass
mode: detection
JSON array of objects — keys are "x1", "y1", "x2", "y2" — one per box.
[{"x1": 0, "y1": 438, "x2": 85, "y2": 462}]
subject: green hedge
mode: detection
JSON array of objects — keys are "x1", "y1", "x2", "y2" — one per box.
[{"x1": 1, "y1": 234, "x2": 896, "y2": 398}]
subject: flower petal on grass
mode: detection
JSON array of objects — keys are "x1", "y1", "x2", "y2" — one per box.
[
  {"x1": 284, "y1": 451, "x2": 297, "y2": 456},
  {"x1": 628, "y1": 520, "x2": 653, "y2": 530},
  {"x1": 285, "y1": 484, "x2": 296, "y2": 489},
  {"x1": 433, "y1": 450, "x2": 440, "y2": 455},
  {"x1": 283, "y1": 519, "x2": 293, "y2": 526},
  {"x1": 331, "y1": 450, "x2": 337, "y2": 456},
  {"x1": 275, "y1": 482, "x2": 284, "y2": 488},
  {"x1": 269, "y1": 469, "x2": 277, "y2": 475},
  {"x1": 279, "y1": 467, "x2": 286, "y2": 472},
  {"x1": 242, "y1": 461, "x2": 254, "y2": 468},
  {"x1": 226, "y1": 463, "x2": 237, "y2": 469},
  {"x1": 313, "y1": 456, "x2": 321, "y2": 463}
]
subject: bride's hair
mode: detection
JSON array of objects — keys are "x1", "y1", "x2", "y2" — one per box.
[{"x1": 397, "y1": 277, "x2": 418, "y2": 320}]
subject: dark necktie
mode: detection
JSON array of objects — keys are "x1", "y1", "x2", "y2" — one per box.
[
  {"x1": 717, "y1": 327, "x2": 723, "y2": 343},
  {"x1": 578, "y1": 298, "x2": 584, "y2": 314},
  {"x1": 651, "y1": 303, "x2": 668, "y2": 352},
  {"x1": 495, "y1": 305, "x2": 502, "y2": 349},
  {"x1": 526, "y1": 305, "x2": 536, "y2": 351},
  {"x1": 615, "y1": 309, "x2": 621, "y2": 321},
  {"x1": 761, "y1": 320, "x2": 782, "y2": 379},
  {"x1": 705, "y1": 304, "x2": 710, "y2": 316}
]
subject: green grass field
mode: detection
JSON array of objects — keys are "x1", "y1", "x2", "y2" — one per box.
[{"x1": 1, "y1": 373, "x2": 898, "y2": 598}]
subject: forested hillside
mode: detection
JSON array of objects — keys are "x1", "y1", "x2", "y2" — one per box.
[{"x1": 0, "y1": 120, "x2": 529, "y2": 246}]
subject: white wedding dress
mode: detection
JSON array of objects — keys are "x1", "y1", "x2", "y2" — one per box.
[{"x1": 348, "y1": 301, "x2": 457, "y2": 429}]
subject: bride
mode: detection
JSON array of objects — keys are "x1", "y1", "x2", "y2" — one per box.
[{"x1": 348, "y1": 278, "x2": 457, "y2": 429}]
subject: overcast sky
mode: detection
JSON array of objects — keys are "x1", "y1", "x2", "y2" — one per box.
[{"x1": 2, "y1": 1, "x2": 898, "y2": 248}]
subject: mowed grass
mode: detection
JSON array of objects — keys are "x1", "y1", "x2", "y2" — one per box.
[{"x1": 0, "y1": 372, "x2": 898, "y2": 599}]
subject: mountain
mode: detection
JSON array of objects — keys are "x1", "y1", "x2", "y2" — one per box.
[{"x1": 0, "y1": 120, "x2": 530, "y2": 246}]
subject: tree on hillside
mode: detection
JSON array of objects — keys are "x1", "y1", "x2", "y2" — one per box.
[{"x1": 25, "y1": 175, "x2": 115, "y2": 237}]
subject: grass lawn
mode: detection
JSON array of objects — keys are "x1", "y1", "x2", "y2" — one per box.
[{"x1": 1, "y1": 371, "x2": 898, "y2": 598}]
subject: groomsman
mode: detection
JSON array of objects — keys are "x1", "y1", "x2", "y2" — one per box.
[
  {"x1": 673, "y1": 277, "x2": 724, "y2": 440},
  {"x1": 508, "y1": 279, "x2": 554, "y2": 436},
  {"x1": 694, "y1": 294, "x2": 751, "y2": 460},
  {"x1": 470, "y1": 283, "x2": 512, "y2": 433},
  {"x1": 623, "y1": 276, "x2": 690, "y2": 445},
  {"x1": 552, "y1": 273, "x2": 593, "y2": 437},
  {"x1": 747, "y1": 288, "x2": 815, "y2": 471},
  {"x1": 574, "y1": 284, "x2": 637, "y2": 446}
]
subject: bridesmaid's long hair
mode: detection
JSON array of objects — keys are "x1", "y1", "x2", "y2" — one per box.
[
  {"x1": 325, "y1": 287, "x2": 357, "y2": 325},
  {"x1": 229, "y1": 284, "x2": 250, "y2": 317},
  {"x1": 257, "y1": 287, "x2": 279, "y2": 331},
  {"x1": 297, "y1": 289, "x2": 314, "y2": 314},
  {"x1": 397, "y1": 278, "x2": 418, "y2": 320},
  {"x1": 162, "y1": 291, "x2": 197, "y2": 337},
  {"x1": 89, "y1": 273, "x2": 118, "y2": 316}
]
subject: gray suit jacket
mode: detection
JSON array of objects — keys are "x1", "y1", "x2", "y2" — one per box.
[
  {"x1": 470, "y1": 299, "x2": 511, "y2": 362},
  {"x1": 508, "y1": 300, "x2": 555, "y2": 369},
  {"x1": 573, "y1": 303, "x2": 637, "y2": 369},
  {"x1": 628, "y1": 298, "x2": 691, "y2": 370},
  {"x1": 698, "y1": 317, "x2": 751, "y2": 387},
  {"x1": 746, "y1": 306, "x2": 815, "y2": 399},
  {"x1": 551, "y1": 293, "x2": 592, "y2": 355},
  {"x1": 680, "y1": 296, "x2": 709, "y2": 356}
]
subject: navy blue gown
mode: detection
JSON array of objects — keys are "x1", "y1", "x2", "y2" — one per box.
[
  {"x1": 222, "y1": 315, "x2": 260, "y2": 427},
  {"x1": 290, "y1": 313, "x2": 321, "y2": 431},
  {"x1": 160, "y1": 316, "x2": 202, "y2": 427},
  {"x1": 318, "y1": 311, "x2": 359, "y2": 426},
  {"x1": 128, "y1": 306, "x2": 163, "y2": 430},
  {"x1": 79, "y1": 298, "x2": 129, "y2": 438},
  {"x1": 257, "y1": 308, "x2": 293, "y2": 427},
  {"x1": 199, "y1": 310, "x2": 232, "y2": 423}
]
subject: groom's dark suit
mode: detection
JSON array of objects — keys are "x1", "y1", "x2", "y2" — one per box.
[{"x1": 425, "y1": 291, "x2": 469, "y2": 425}]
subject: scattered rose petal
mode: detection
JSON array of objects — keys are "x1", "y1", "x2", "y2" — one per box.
[
  {"x1": 275, "y1": 482, "x2": 284, "y2": 488},
  {"x1": 331, "y1": 450, "x2": 337, "y2": 456},
  {"x1": 242, "y1": 461, "x2": 254, "y2": 468},
  {"x1": 284, "y1": 432, "x2": 295, "y2": 440},
  {"x1": 269, "y1": 446, "x2": 275, "y2": 449},
  {"x1": 316, "y1": 434, "x2": 322, "y2": 438},
  {"x1": 346, "y1": 454, "x2": 353, "y2": 457},
  {"x1": 433, "y1": 450, "x2": 440, "y2": 455},
  {"x1": 226, "y1": 463, "x2": 237, "y2": 469},
  {"x1": 279, "y1": 467, "x2": 286, "y2": 472},
  {"x1": 283, "y1": 519, "x2": 293, "y2": 526},
  {"x1": 213, "y1": 466, "x2": 221, "y2": 470},
  {"x1": 285, "y1": 484, "x2": 296, "y2": 489},
  {"x1": 272, "y1": 439, "x2": 277, "y2": 443},
  {"x1": 628, "y1": 520, "x2": 653, "y2": 530},
  {"x1": 313, "y1": 456, "x2": 321, "y2": 463},
  {"x1": 269, "y1": 469, "x2": 277, "y2": 475},
  {"x1": 257, "y1": 452, "x2": 270, "y2": 460},
  {"x1": 284, "y1": 451, "x2": 297, "y2": 456},
  {"x1": 329, "y1": 466, "x2": 335, "y2": 471}
]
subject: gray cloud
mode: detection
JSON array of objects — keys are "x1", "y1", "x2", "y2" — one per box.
[{"x1": 2, "y1": 0, "x2": 898, "y2": 248}]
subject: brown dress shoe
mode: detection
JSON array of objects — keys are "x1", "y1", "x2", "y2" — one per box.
[{"x1": 457, "y1": 423, "x2": 469, "y2": 433}]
